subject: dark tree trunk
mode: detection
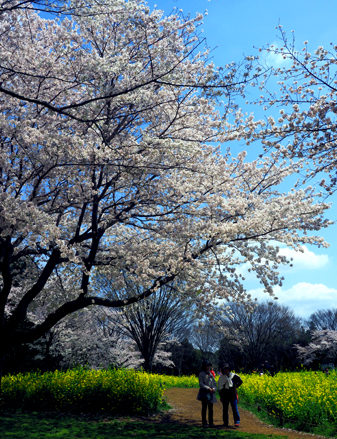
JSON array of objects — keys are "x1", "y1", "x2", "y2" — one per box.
[
  {"x1": 144, "y1": 354, "x2": 154, "y2": 372},
  {"x1": 0, "y1": 349, "x2": 6, "y2": 411}
]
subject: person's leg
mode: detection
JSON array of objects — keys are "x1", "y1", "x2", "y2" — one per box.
[
  {"x1": 208, "y1": 402, "x2": 214, "y2": 425},
  {"x1": 201, "y1": 400, "x2": 208, "y2": 426},
  {"x1": 230, "y1": 397, "x2": 240, "y2": 425},
  {"x1": 222, "y1": 397, "x2": 229, "y2": 426}
]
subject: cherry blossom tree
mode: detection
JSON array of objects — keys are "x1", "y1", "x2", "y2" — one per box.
[
  {"x1": 0, "y1": 0, "x2": 332, "y2": 386},
  {"x1": 245, "y1": 28, "x2": 337, "y2": 192},
  {"x1": 7, "y1": 286, "x2": 145, "y2": 370},
  {"x1": 295, "y1": 329, "x2": 337, "y2": 367},
  {"x1": 1, "y1": 0, "x2": 67, "y2": 15},
  {"x1": 0, "y1": 0, "x2": 101, "y2": 16},
  {"x1": 0, "y1": 0, "x2": 257, "y2": 124},
  {"x1": 33, "y1": 308, "x2": 145, "y2": 370}
]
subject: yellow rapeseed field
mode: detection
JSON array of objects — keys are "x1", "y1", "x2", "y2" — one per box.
[
  {"x1": 1, "y1": 367, "x2": 165, "y2": 414},
  {"x1": 148, "y1": 373, "x2": 199, "y2": 388},
  {"x1": 2, "y1": 367, "x2": 337, "y2": 427},
  {"x1": 239, "y1": 370, "x2": 337, "y2": 425}
]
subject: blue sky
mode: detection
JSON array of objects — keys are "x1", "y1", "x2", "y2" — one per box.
[{"x1": 146, "y1": 0, "x2": 337, "y2": 319}]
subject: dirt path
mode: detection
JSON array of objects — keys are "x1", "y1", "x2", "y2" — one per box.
[{"x1": 159, "y1": 388, "x2": 328, "y2": 439}]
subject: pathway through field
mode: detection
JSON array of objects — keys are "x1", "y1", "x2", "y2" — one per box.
[{"x1": 162, "y1": 388, "x2": 329, "y2": 439}]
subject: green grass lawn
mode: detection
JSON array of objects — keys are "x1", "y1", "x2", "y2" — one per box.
[{"x1": 0, "y1": 411, "x2": 288, "y2": 439}]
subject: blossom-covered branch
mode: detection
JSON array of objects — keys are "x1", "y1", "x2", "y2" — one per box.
[{"x1": 245, "y1": 28, "x2": 337, "y2": 192}]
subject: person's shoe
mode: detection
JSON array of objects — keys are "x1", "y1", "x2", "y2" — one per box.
[
  {"x1": 209, "y1": 424, "x2": 216, "y2": 428},
  {"x1": 203, "y1": 423, "x2": 209, "y2": 428},
  {"x1": 235, "y1": 423, "x2": 240, "y2": 427}
]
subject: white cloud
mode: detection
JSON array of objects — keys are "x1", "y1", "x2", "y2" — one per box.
[
  {"x1": 248, "y1": 282, "x2": 337, "y2": 318},
  {"x1": 278, "y1": 246, "x2": 329, "y2": 270},
  {"x1": 235, "y1": 245, "x2": 329, "y2": 281}
]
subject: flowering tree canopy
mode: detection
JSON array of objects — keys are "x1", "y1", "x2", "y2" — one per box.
[
  {"x1": 0, "y1": 0, "x2": 332, "y2": 378},
  {"x1": 245, "y1": 28, "x2": 337, "y2": 192},
  {"x1": 296, "y1": 330, "x2": 337, "y2": 366},
  {"x1": 30, "y1": 307, "x2": 145, "y2": 370}
]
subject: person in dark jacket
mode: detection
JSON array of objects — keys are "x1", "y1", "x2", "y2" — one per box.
[
  {"x1": 197, "y1": 360, "x2": 217, "y2": 428},
  {"x1": 218, "y1": 363, "x2": 243, "y2": 427}
]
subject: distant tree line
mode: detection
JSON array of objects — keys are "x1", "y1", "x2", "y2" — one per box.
[{"x1": 5, "y1": 293, "x2": 336, "y2": 376}]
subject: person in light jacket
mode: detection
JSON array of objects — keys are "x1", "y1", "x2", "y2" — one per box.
[
  {"x1": 218, "y1": 363, "x2": 243, "y2": 428},
  {"x1": 197, "y1": 360, "x2": 217, "y2": 428}
]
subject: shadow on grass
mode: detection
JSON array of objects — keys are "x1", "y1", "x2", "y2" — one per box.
[{"x1": 0, "y1": 411, "x2": 289, "y2": 439}]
